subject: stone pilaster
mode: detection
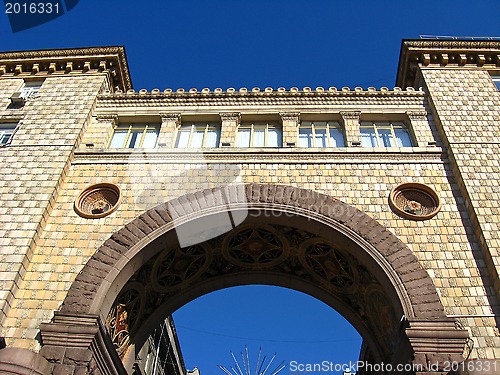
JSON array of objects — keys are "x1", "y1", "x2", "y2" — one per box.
[
  {"x1": 39, "y1": 312, "x2": 127, "y2": 375},
  {"x1": 219, "y1": 112, "x2": 240, "y2": 146},
  {"x1": 406, "y1": 110, "x2": 433, "y2": 147},
  {"x1": 81, "y1": 114, "x2": 118, "y2": 149},
  {"x1": 279, "y1": 112, "x2": 300, "y2": 147},
  {"x1": 406, "y1": 318, "x2": 469, "y2": 375},
  {"x1": 158, "y1": 113, "x2": 181, "y2": 148},
  {"x1": 340, "y1": 111, "x2": 361, "y2": 146}
]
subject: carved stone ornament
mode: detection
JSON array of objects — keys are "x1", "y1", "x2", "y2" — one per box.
[
  {"x1": 221, "y1": 224, "x2": 289, "y2": 268},
  {"x1": 74, "y1": 183, "x2": 121, "y2": 219},
  {"x1": 160, "y1": 113, "x2": 182, "y2": 123},
  {"x1": 389, "y1": 182, "x2": 441, "y2": 220},
  {"x1": 219, "y1": 112, "x2": 241, "y2": 121},
  {"x1": 340, "y1": 111, "x2": 361, "y2": 120},
  {"x1": 105, "y1": 282, "x2": 145, "y2": 359},
  {"x1": 106, "y1": 223, "x2": 401, "y2": 359},
  {"x1": 279, "y1": 112, "x2": 300, "y2": 122}
]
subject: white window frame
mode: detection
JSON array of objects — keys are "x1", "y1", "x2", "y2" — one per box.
[
  {"x1": 237, "y1": 123, "x2": 282, "y2": 147},
  {"x1": 298, "y1": 121, "x2": 345, "y2": 148},
  {"x1": 108, "y1": 124, "x2": 159, "y2": 148},
  {"x1": 0, "y1": 123, "x2": 17, "y2": 146},
  {"x1": 360, "y1": 121, "x2": 413, "y2": 148},
  {"x1": 18, "y1": 80, "x2": 43, "y2": 99},
  {"x1": 175, "y1": 123, "x2": 221, "y2": 148}
]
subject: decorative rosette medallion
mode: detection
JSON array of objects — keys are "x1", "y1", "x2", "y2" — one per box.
[
  {"x1": 75, "y1": 183, "x2": 121, "y2": 218},
  {"x1": 389, "y1": 182, "x2": 441, "y2": 220}
]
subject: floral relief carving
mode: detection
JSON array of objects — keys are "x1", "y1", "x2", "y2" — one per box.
[
  {"x1": 221, "y1": 224, "x2": 289, "y2": 268},
  {"x1": 107, "y1": 223, "x2": 398, "y2": 360},
  {"x1": 151, "y1": 244, "x2": 212, "y2": 293}
]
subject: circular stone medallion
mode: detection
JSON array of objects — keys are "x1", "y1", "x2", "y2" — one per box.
[
  {"x1": 389, "y1": 183, "x2": 441, "y2": 220},
  {"x1": 75, "y1": 183, "x2": 121, "y2": 218}
]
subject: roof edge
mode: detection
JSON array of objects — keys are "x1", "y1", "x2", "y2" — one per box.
[
  {"x1": 396, "y1": 38, "x2": 500, "y2": 88},
  {"x1": 0, "y1": 46, "x2": 132, "y2": 92}
]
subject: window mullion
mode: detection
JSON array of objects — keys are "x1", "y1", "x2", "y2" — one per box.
[
  {"x1": 203, "y1": 124, "x2": 209, "y2": 148},
  {"x1": 138, "y1": 124, "x2": 148, "y2": 148},
  {"x1": 124, "y1": 125, "x2": 132, "y2": 148},
  {"x1": 265, "y1": 123, "x2": 269, "y2": 147},
  {"x1": 390, "y1": 123, "x2": 397, "y2": 147},
  {"x1": 326, "y1": 123, "x2": 330, "y2": 148},
  {"x1": 373, "y1": 123, "x2": 381, "y2": 147},
  {"x1": 188, "y1": 125, "x2": 194, "y2": 148},
  {"x1": 250, "y1": 124, "x2": 254, "y2": 147},
  {"x1": 311, "y1": 123, "x2": 316, "y2": 148}
]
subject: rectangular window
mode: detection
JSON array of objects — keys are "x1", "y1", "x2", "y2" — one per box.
[
  {"x1": 175, "y1": 123, "x2": 220, "y2": 148},
  {"x1": 109, "y1": 124, "x2": 159, "y2": 148},
  {"x1": 492, "y1": 76, "x2": 500, "y2": 91},
  {"x1": 0, "y1": 123, "x2": 17, "y2": 146},
  {"x1": 237, "y1": 123, "x2": 282, "y2": 147},
  {"x1": 298, "y1": 121, "x2": 345, "y2": 147},
  {"x1": 360, "y1": 122, "x2": 413, "y2": 148},
  {"x1": 19, "y1": 80, "x2": 43, "y2": 99}
]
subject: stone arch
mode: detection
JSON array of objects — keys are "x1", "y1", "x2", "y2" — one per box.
[{"x1": 40, "y1": 184, "x2": 469, "y2": 375}]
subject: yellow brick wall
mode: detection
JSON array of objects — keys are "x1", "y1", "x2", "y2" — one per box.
[
  {"x1": 1, "y1": 83, "x2": 498, "y2": 360},
  {"x1": 0, "y1": 74, "x2": 108, "y2": 349}
]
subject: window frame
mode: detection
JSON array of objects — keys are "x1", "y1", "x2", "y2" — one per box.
[
  {"x1": 298, "y1": 121, "x2": 345, "y2": 148},
  {"x1": 108, "y1": 123, "x2": 159, "y2": 149},
  {"x1": 237, "y1": 122, "x2": 282, "y2": 148},
  {"x1": 18, "y1": 80, "x2": 43, "y2": 99},
  {"x1": 0, "y1": 123, "x2": 17, "y2": 146},
  {"x1": 175, "y1": 122, "x2": 221, "y2": 148},
  {"x1": 360, "y1": 121, "x2": 413, "y2": 148},
  {"x1": 492, "y1": 75, "x2": 500, "y2": 91}
]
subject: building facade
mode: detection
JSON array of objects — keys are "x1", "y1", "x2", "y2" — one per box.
[{"x1": 0, "y1": 40, "x2": 498, "y2": 374}]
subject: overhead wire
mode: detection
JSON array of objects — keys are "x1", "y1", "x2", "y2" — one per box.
[{"x1": 175, "y1": 325, "x2": 359, "y2": 344}]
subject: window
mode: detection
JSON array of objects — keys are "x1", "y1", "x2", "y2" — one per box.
[
  {"x1": 0, "y1": 123, "x2": 16, "y2": 146},
  {"x1": 360, "y1": 122, "x2": 413, "y2": 148},
  {"x1": 298, "y1": 121, "x2": 345, "y2": 147},
  {"x1": 237, "y1": 123, "x2": 282, "y2": 147},
  {"x1": 109, "y1": 124, "x2": 159, "y2": 148},
  {"x1": 492, "y1": 76, "x2": 500, "y2": 91},
  {"x1": 19, "y1": 80, "x2": 43, "y2": 99},
  {"x1": 175, "y1": 123, "x2": 220, "y2": 148}
]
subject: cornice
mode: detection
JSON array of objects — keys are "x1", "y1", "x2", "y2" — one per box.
[
  {"x1": 102, "y1": 86, "x2": 424, "y2": 97},
  {"x1": 73, "y1": 149, "x2": 446, "y2": 164},
  {"x1": 396, "y1": 39, "x2": 500, "y2": 88},
  {"x1": 0, "y1": 46, "x2": 132, "y2": 92},
  {"x1": 96, "y1": 88, "x2": 426, "y2": 108}
]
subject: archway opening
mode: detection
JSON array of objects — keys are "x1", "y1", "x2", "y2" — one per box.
[
  {"x1": 105, "y1": 214, "x2": 410, "y2": 371},
  {"x1": 172, "y1": 285, "x2": 363, "y2": 375},
  {"x1": 52, "y1": 185, "x2": 466, "y2": 375}
]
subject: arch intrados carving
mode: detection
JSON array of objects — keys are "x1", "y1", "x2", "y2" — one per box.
[{"x1": 61, "y1": 183, "x2": 446, "y2": 325}]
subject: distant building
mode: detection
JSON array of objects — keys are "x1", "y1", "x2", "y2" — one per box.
[
  {"x1": 0, "y1": 39, "x2": 499, "y2": 374},
  {"x1": 133, "y1": 317, "x2": 186, "y2": 375}
]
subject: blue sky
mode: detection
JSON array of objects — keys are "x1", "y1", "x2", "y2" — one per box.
[
  {"x1": 2, "y1": 1, "x2": 499, "y2": 90},
  {"x1": 1, "y1": 1, "x2": 499, "y2": 375},
  {"x1": 174, "y1": 286, "x2": 361, "y2": 375}
]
